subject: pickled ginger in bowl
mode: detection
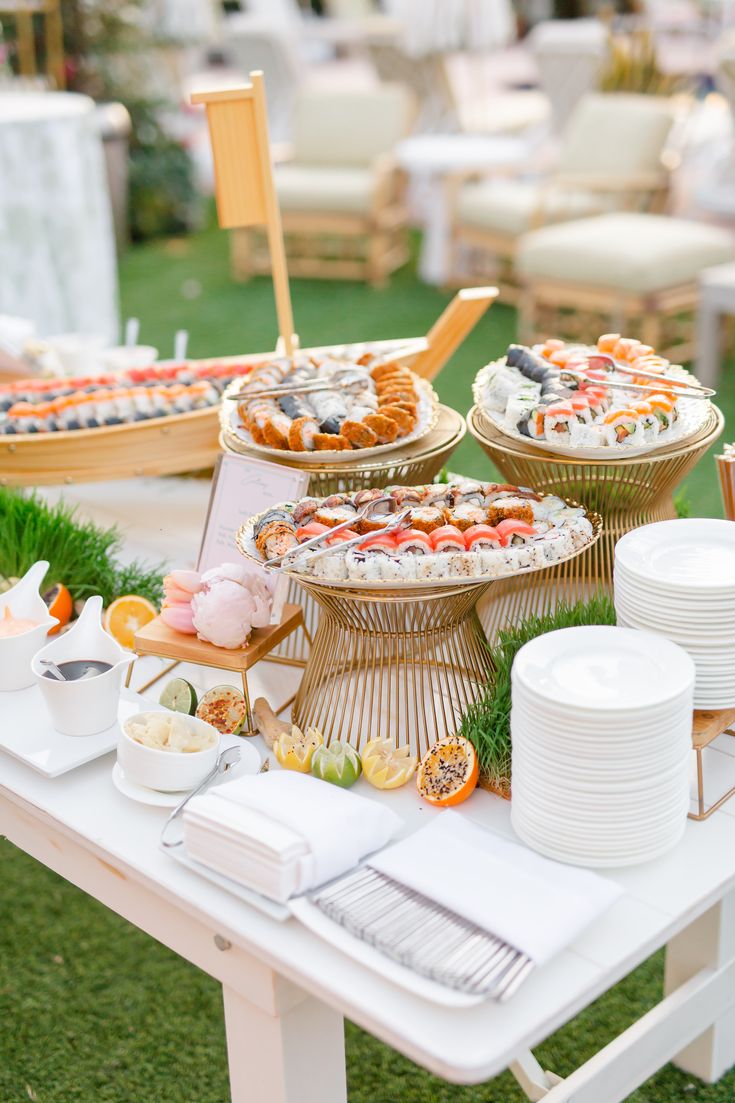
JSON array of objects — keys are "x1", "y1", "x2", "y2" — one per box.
[{"x1": 118, "y1": 711, "x2": 220, "y2": 792}]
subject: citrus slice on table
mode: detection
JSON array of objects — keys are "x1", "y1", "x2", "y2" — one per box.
[
  {"x1": 416, "y1": 735, "x2": 478, "y2": 807},
  {"x1": 273, "y1": 725, "x2": 323, "y2": 773},
  {"x1": 159, "y1": 677, "x2": 198, "y2": 715},
  {"x1": 103, "y1": 595, "x2": 157, "y2": 649},
  {"x1": 196, "y1": 685, "x2": 248, "y2": 735},
  {"x1": 43, "y1": 583, "x2": 73, "y2": 635},
  {"x1": 311, "y1": 741, "x2": 362, "y2": 788},
  {"x1": 361, "y1": 739, "x2": 417, "y2": 790}
]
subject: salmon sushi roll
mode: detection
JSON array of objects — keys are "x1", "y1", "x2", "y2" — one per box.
[
  {"x1": 429, "y1": 525, "x2": 465, "y2": 552},
  {"x1": 341, "y1": 420, "x2": 379, "y2": 448},
  {"x1": 376, "y1": 405, "x2": 415, "y2": 435},
  {"x1": 496, "y1": 519, "x2": 537, "y2": 546},
  {"x1": 363, "y1": 413, "x2": 399, "y2": 444}
]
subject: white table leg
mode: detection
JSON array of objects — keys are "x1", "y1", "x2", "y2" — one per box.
[
  {"x1": 664, "y1": 889, "x2": 735, "y2": 1082},
  {"x1": 695, "y1": 302, "x2": 721, "y2": 387},
  {"x1": 222, "y1": 983, "x2": 347, "y2": 1103}
]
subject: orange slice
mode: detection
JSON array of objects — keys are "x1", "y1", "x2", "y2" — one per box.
[
  {"x1": 43, "y1": 583, "x2": 73, "y2": 635},
  {"x1": 103, "y1": 595, "x2": 157, "y2": 650},
  {"x1": 416, "y1": 735, "x2": 478, "y2": 807}
]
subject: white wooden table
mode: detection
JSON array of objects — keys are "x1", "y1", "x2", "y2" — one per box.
[{"x1": 3, "y1": 479, "x2": 735, "y2": 1102}]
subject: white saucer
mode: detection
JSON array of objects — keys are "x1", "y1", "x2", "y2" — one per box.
[{"x1": 112, "y1": 739, "x2": 262, "y2": 807}]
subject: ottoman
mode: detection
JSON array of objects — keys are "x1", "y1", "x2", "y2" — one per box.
[{"x1": 516, "y1": 212, "x2": 733, "y2": 359}]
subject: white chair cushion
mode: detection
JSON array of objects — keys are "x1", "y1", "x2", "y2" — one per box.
[
  {"x1": 517, "y1": 213, "x2": 734, "y2": 293},
  {"x1": 559, "y1": 93, "x2": 674, "y2": 179},
  {"x1": 275, "y1": 164, "x2": 375, "y2": 215},
  {"x1": 292, "y1": 85, "x2": 414, "y2": 168},
  {"x1": 457, "y1": 179, "x2": 606, "y2": 237}
]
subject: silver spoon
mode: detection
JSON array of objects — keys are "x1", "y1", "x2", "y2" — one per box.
[
  {"x1": 39, "y1": 658, "x2": 67, "y2": 681},
  {"x1": 160, "y1": 745, "x2": 241, "y2": 849}
]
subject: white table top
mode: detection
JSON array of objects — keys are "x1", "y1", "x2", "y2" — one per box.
[
  {"x1": 4, "y1": 479, "x2": 735, "y2": 1084},
  {"x1": 0, "y1": 90, "x2": 94, "y2": 125},
  {"x1": 396, "y1": 132, "x2": 532, "y2": 174}
]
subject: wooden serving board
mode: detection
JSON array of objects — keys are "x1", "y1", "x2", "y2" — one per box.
[
  {"x1": 133, "y1": 607, "x2": 304, "y2": 673},
  {"x1": 692, "y1": 708, "x2": 735, "y2": 750}
]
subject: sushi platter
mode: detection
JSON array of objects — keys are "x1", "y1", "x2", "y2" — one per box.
[
  {"x1": 236, "y1": 482, "x2": 600, "y2": 592},
  {"x1": 473, "y1": 334, "x2": 713, "y2": 461},
  {"x1": 0, "y1": 339, "x2": 429, "y2": 487},
  {"x1": 221, "y1": 349, "x2": 439, "y2": 463}
]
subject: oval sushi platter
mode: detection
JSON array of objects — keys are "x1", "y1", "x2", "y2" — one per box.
[
  {"x1": 0, "y1": 339, "x2": 429, "y2": 487},
  {"x1": 221, "y1": 376, "x2": 439, "y2": 463},
  {"x1": 235, "y1": 493, "x2": 602, "y2": 593},
  {"x1": 473, "y1": 356, "x2": 712, "y2": 461}
]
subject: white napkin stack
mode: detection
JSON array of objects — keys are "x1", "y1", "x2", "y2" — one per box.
[
  {"x1": 368, "y1": 812, "x2": 622, "y2": 964},
  {"x1": 182, "y1": 771, "x2": 402, "y2": 903}
]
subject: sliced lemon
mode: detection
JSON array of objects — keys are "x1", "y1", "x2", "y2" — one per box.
[
  {"x1": 273, "y1": 725, "x2": 323, "y2": 773},
  {"x1": 361, "y1": 739, "x2": 417, "y2": 790},
  {"x1": 103, "y1": 595, "x2": 157, "y2": 650}
]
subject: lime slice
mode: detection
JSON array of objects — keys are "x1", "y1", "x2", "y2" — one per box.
[
  {"x1": 159, "y1": 677, "x2": 198, "y2": 715},
  {"x1": 196, "y1": 685, "x2": 247, "y2": 735}
]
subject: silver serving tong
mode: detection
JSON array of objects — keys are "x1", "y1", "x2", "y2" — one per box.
[
  {"x1": 160, "y1": 745, "x2": 241, "y2": 849},
  {"x1": 229, "y1": 342, "x2": 427, "y2": 403},
  {"x1": 579, "y1": 354, "x2": 716, "y2": 398},
  {"x1": 294, "y1": 508, "x2": 413, "y2": 566},
  {"x1": 263, "y1": 495, "x2": 396, "y2": 568},
  {"x1": 564, "y1": 365, "x2": 715, "y2": 401}
]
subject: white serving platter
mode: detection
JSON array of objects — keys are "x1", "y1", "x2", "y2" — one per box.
[
  {"x1": 0, "y1": 685, "x2": 144, "y2": 777},
  {"x1": 473, "y1": 357, "x2": 711, "y2": 460},
  {"x1": 220, "y1": 375, "x2": 439, "y2": 464}
]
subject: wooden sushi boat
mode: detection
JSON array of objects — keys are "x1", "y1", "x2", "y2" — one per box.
[{"x1": 0, "y1": 71, "x2": 495, "y2": 488}]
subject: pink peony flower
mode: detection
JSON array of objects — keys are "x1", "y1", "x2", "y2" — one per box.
[{"x1": 191, "y1": 563, "x2": 273, "y2": 649}]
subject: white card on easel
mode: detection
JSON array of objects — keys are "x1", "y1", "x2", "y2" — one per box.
[{"x1": 197, "y1": 453, "x2": 310, "y2": 621}]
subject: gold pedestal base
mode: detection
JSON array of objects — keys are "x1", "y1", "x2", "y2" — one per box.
[
  {"x1": 468, "y1": 405, "x2": 725, "y2": 639},
  {"x1": 231, "y1": 405, "x2": 469, "y2": 665},
  {"x1": 291, "y1": 580, "x2": 493, "y2": 760}
]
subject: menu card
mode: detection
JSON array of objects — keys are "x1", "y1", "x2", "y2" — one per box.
[{"x1": 198, "y1": 453, "x2": 310, "y2": 622}]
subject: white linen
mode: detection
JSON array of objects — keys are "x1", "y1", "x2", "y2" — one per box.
[
  {"x1": 0, "y1": 91, "x2": 119, "y2": 341},
  {"x1": 368, "y1": 811, "x2": 621, "y2": 964},
  {"x1": 183, "y1": 771, "x2": 402, "y2": 903}
]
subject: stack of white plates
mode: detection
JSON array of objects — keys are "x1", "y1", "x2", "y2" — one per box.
[
  {"x1": 510, "y1": 625, "x2": 695, "y2": 868},
  {"x1": 614, "y1": 519, "x2": 735, "y2": 709}
]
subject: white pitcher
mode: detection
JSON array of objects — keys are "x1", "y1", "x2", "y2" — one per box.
[
  {"x1": 32, "y1": 596, "x2": 132, "y2": 736},
  {"x1": 0, "y1": 561, "x2": 58, "y2": 691}
]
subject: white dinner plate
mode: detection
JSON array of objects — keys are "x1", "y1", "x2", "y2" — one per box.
[
  {"x1": 510, "y1": 695, "x2": 693, "y2": 732},
  {"x1": 615, "y1": 519, "x2": 735, "y2": 590},
  {"x1": 511, "y1": 626, "x2": 695, "y2": 711}
]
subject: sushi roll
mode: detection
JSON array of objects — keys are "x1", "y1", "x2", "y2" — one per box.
[
  {"x1": 354, "y1": 487, "x2": 390, "y2": 508},
  {"x1": 313, "y1": 505, "x2": 358, "y2": 528},
  {"x1": 415, "y1": 554, "x2": 448, "y2": 581},
  {"x1": 278, "y1": 394, "x2": 311, "y2": 421},
  {"x1": 255, "y1": 521, "x2": 298, "y2": 561},
  {"x1": 296, "y1": 522, "x2": 330, "y2": 543},
  {"x1": 376, "y1": 406, "x2": 415, "y2": 436},
  {"x1": 496, "y1": 519, "x2": 537, "y2": 547},
  {"x1": 446, "y1": 551, "x2": 482, "y2": 578},
  {"x1": 484, "y1": 364, "x2": 522, "y2": 411},
  {"x1": 541, "y1": 530, "x2": 574, "y2": 562},
  {"x1": 445, "y1": 481, "x2": 485, "y2": 508},
  {"x1": 602, "y1": 408, "x2": 646, "y2": 445},
  {"x1": 505, "y1": 344, "x2": 550, "y2": 382},
  {"x1": 647, "y1": 393, "x2": 677, "y2": 431},
  {"x1": 488, "y1": 499, "x2": 535, "y2": 527},
  {"x1": 288, "y1": 416, "x2": 320, "y2": 451},
  {"x1": 506, "y1": 394, "x2": 539, "y2": 436},
  {"x1": 292, "y1": 498, "x2": 321, "y2": 525},
  {"x1": 429, "y1": 525, "x2": 466, "y2": 553},
  {"x1": 634, "y1": 401, "x2": 660, "y2": 442},
  {"x1": 363, "y1": 413, "x2": 399, "y2": 444},
  {"x1": 394, "y1": 530, "x2": 432, "y2": 555},
  {"x1": 254, "y1": 508, "x2": 295, "y2": 538},
  {"x1": 543, "y1": 402, "x2": 576, "y2": 444},
  {"x1": 569, "y1": 422, "x2": 609, "y2": 448},
  {"x1": 444, "y1": 503, "x2": 488, "y2": 531},
  {"x1": 503, "y1": 544, "x2": 546, "y2": 571},
  {"x1": 341, "y1": 420, "x2": 379, "y2": 448},
  {"x1": 386, "y1": 486, "x2": 423, "y2": 508},
  {"x1": 408, "y1": 506, "x2": 445, "y2": 533},
  {"x1": 463, "y1": 524, "x2": 502, "y2": 551},
  {"x1": 359, "y1": 532, "x2": 397, "y2": 555},
  {"x1": 478, "y1": 549, "x2": 506, "y2": 578},
  {"x1": 420, "y1": 485, "x2": 452, "y2": 507},
  {"x1": 569, "y1": 394, "x2": 593, "y2": 424}
]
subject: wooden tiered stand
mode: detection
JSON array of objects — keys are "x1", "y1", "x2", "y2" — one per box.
[{"x1": 468, "y1": 403, "x2": 725, "y2": 639}]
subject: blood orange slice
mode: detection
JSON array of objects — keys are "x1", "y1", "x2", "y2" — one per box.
[{"x1": 416, "y1": 735, "x2": 478, "y2": 807}]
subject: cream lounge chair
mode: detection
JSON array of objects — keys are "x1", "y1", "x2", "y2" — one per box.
[
  {"x1": 231, "y1": 84, "x2": 415, "y2": 286},
  {"x1": 449, "y1": 92, "x2": 674, "y2": 301}
]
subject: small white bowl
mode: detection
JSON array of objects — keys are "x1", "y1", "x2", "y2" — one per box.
[
  {"x1": 117, "y1": 711, "x2": 221, "y2": 792},
  {"x1": 102, "y1": 345, "x2": 158, "y2": 374}
]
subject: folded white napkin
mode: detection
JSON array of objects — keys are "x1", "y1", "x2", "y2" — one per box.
[
  {"x1": 183, "y1": 771, "x2": 402, "y2": 903},
  {"x1": 368, "y1": 811, "x2": 622, "y2": 964}
]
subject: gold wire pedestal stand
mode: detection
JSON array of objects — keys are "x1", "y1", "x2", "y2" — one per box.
[
  {"x1": 222, "y1": 405, "x2": 467, "y2": 665},
  {"x1": 467, "y1": 404, "x2": 725, "y2": 639},
  {"x1": 291, "y1": 579, "x2": 493, "y2": 760}
]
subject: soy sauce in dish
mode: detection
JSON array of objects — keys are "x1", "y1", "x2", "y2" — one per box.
[{"x1": 42, "y1": 660, "x2": 112, "y2": 681}]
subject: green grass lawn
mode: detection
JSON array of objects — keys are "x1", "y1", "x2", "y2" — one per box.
[{"x1": 1, "y1": 223, "x2": 734, "y2": 1102}]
